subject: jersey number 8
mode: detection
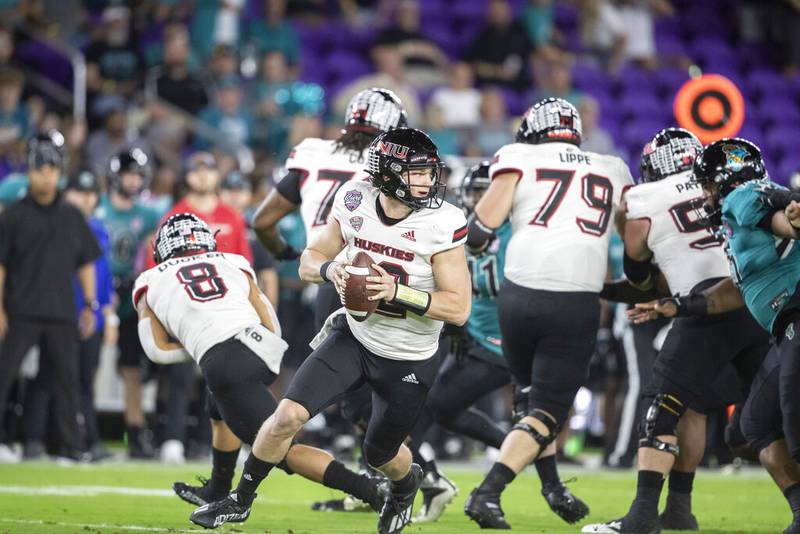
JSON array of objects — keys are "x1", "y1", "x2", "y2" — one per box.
[{"x1": 177, "y1": 263, "x2": 228, "y2": 302}]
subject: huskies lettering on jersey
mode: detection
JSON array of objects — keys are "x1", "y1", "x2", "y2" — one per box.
[
  {"x1": 559, "y1": 152, "x2": 591, "y2": 165},
  {"x1": 353, "y1": 237, "x2": 415, "y2": 261}
]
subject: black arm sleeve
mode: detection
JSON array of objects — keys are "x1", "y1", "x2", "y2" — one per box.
[
  {"x1": 274, "y1": 168, "x2": 305, "y2": 205},
  {"x1": 757, "y1": 209, "x2": 779, "y2": 232},
  {"x1": 623, "y1": 252, "x2": 655, "y2": 286}
]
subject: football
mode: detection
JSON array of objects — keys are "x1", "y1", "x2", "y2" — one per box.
[{"x1": 343, "y1": 251, "x2": 381, "y2": 322}]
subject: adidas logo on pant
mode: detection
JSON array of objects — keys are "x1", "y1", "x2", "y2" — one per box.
[{"x1": 401, "y1": 373, "x2": 419, "y2": 384}]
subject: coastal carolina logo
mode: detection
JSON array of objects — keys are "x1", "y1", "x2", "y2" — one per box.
[
  {"x1": 344, "y1": 190, "x2": 362, "y2": 211},
  {"x1": 721, "y1": 143, "x2": 748, "y2": 172}
]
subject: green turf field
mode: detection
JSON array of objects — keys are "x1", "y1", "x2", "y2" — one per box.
[{"x1": 0, "y1": 461, "x2": 787, "y2": 533}]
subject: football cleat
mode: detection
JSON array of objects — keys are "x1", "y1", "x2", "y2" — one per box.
[
  {"x1": 378, "y1": 464, "x2": 422, "y2": 534},
  {"x1": 581, "y1": 518, "x2": 661, "y2": 534},
  {"x1": 190, "y1": 492, "x2": 251, "y2": 529},
  {"x1": 412, "y1": 470, "x2": 458, "y2": 523},
  {"x1": 541, "y1": 481, "x2": 590, "y2": 524},
  {"x1": 659, "y1": 507, "x2": 698, "y2": 530},
  {"x1": 173, "y1": 476, "x2": 227, "y2": 507},
  {"x1": 464, "y1": 488, "x2": 510, "y2": 530},
  {"x1": 783, "y1": 518, "x2": 800, "y2": 534}
]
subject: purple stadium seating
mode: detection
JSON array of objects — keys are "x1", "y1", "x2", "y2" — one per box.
[{"x1": 748, "y1": 69, "x2": 792, "y2": 101}]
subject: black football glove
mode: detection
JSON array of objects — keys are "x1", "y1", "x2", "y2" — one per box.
[{"x1": 755, "y1": 181, "x2": 798, "y2": 210}]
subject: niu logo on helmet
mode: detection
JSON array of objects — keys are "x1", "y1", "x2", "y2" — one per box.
[{"x1": 378, "y1": 141, "x2": 410, "y2": 160}]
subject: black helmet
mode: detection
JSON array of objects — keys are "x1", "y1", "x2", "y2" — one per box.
[
  {"x1": 153, "y1": 212, "x2": 217, "y2": 264},
  {"x1": 516, "y1": 97, "x2": 581, "y2": 146},
  {"x1": 460, "y1": 161, "x2": 491, "y2": 213},
  {"x1": 639, "y1": 128, "x2": 702, "y2": 183},
  {"x1": 344, "y1": 87, "x2": 408, "y2": 134},
  {"x1": 28, "y1": 130, "x2": 65, "y2": 170},
  {"x1": 108, "y1": 148, "x2": 150, "y2": 198},
  {"x1": 366, "y1": 127, "x2": 445, "y2": 210},
  {"x1": 694, "y1": 138, "x2": 766, "y2": 226}
]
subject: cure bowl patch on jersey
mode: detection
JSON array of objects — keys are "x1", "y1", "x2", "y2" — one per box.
[
  {"x1": 344, "y1": 189, "x2": 363, "y2": 211},
  {"x1": 349, "y1": 216, "x2": 363, "y2": 231}
]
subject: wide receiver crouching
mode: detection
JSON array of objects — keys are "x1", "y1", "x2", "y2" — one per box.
[
  {"x1": 135, "y1": 213, "x2": 386, "y2": 526},
  {"x1": 190, "y1": 127, "x2": 471, "y2": 534}
]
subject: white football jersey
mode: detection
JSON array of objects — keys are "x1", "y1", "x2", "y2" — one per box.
[
  {"x1": 625, "y1": 171, "x2": 728, "y2": 296},
  {"x1": 283, "y1": 138, "x2": 371, "y2": 243},
  {"x1": 330, "y1": 180, "x2": 467, "y2": 361},
  {"x1": 132, "y1": 252, "x2": 281, "y2": 363},
  {"x1": 490, "y1": 141, "x2": 634, "y2": 292}
]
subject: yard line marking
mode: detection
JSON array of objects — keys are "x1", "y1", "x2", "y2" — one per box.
[
  {"x1": 0, "y1": 484, "x2": 300, "y2": 504},
  {"x1": 0, "y1": 518, "x2": 198, "y2": 533}
]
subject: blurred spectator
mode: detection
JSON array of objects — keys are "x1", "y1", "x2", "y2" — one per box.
[
  {"x1": 464, "y1": 0, "x2": 533, "y2": 91},
  {"x1": 249, "y1": 52, "x2": 325, "y2": 159},
  {"x1": 245, "y1": 0, "x2": 300, "y2": 66},
  {"x1": 0, "y1": 131, "x2": 100, "y2": 463},
  {"x1": 197, "y1": 77, "x2": 253, "y2": 151},
  {"x1": 23, "y1": 171, "x2": 113, "y2": 461},
  {"x1": 85, "y1": 103, "x2": 149, "y2": 177},
  {"x1": 219, "y1": 170, "x2": 279, "y2": 308},
  {"x1": 522, "y1": 0, "x2": 557, "y2": 49},
  {"x1": 85, "y1": 7, "x2": 142, "y2": 113},
  {"x1": 465, "y1": 89, "x2": 513, "y2": 157},
  {"x1": 0, "y1": 26, "x2": 14, "y2": 67},
  {"x1": 334, "y1": 45, "x2": 422, "y2": 125},
  {"x1": 578, "y1": 96, "x2": 617, "y2": 155},
  {"x1": 616, "y1": 0, "x2": 674, "y2": 70},
  {"x1": 95, "y1": 149, "x2": 162, "y2": 459},
  {"x1": 208, "y1": 44, "x2": 240, "y2": 84},
  {"x1": 0, "y1": 67, "x2": 29, "y2": 173},
  {"x1": 147, "y1": 152, "x2": 253, "y2": 269},
  {"x1": 424, "y1": 103, "x2": 459, "y2": 156},
  {"x1": 147, "y1": 24, "x2": 208, "y2": 115},
  {"x1": 375, "y1": 0, "x2": 449, "y2": 88},
  {"x1": 190, "y1": 0, "x2": 245, "y2": 61},
  {"x1": 338, "y1": 0, "x2": 393, "y2": 28},
  {"x1": 429, "y1": 62, "x2": 482, "y2": 130},
  {"x1": 579, "y1": 0, "x2": 627, "y2": 73},
  {"x1": 530, "y1": 56, "x2": 585, "y2": 106}
]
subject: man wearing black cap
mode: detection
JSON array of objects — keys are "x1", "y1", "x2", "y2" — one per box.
[{"x1": 0, "y1": 131, "x2": 101, "y2": 462}]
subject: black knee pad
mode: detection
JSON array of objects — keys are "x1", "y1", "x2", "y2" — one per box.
[
  {"x1": 638, "y1": 393, "x2": 685, "y2": 456},
  {"x1": 511, "y1": 384, "x2": 531, "y2": 424},
  {"x1": 512, "y1": 409, "x2": 560, "y2": 458},
  {"x1": 362, "y1": 439, "x2": 399, "y2": 469}
]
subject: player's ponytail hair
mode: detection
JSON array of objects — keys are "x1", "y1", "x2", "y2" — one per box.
[{"x1": 333, "y1": 129, "x2": 374, "y2": 157}]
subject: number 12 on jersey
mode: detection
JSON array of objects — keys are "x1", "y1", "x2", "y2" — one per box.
[{"x1": 530, "y1": 169, "x2": 613, "y2": 236}]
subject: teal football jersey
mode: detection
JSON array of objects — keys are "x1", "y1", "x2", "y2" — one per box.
[
  {"x1": 466, "y1": 221, "x2": 511, "y2": 356},
  {"x1": 721, "y1": 180, "x2": 800, "y2": 334}
]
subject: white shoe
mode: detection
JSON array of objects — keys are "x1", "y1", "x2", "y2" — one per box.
[
  {"x1": 582, "y1": 520, "x2": 623, "y2": 533},
  {"x1": 160, "y1": 440, "x2": 185, "y2": 465},
  {"x1": 412, "y1": 470, "x2": 458, "y2": 523},
  {"x1": 0, "y1": 443, "x2": 20, "y2": 463}
]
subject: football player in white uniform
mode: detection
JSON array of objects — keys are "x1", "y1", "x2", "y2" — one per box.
[
  {"x1": 463, "y1": 98, "x2": 633, "y2": 529},
  {"x1": 136, "y1": 214, "x2": 387, "y2": 526},
  {"x1": 252, "y1": 87, "x2": 407, "y2": 329},
  {"x1": 583, "y1": 131, "x2": 769, "y2": 534},
  {"x1": 191, "y1": 128, "x2": 471, "y2": 534}
]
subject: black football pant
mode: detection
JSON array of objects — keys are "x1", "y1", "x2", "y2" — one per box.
[
  {"x1": 409, "y1": 344, "x2": 510, "y2": 455},
  {"x1": 0, "y1": 319, "x2": 82, "y2": 452}
]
